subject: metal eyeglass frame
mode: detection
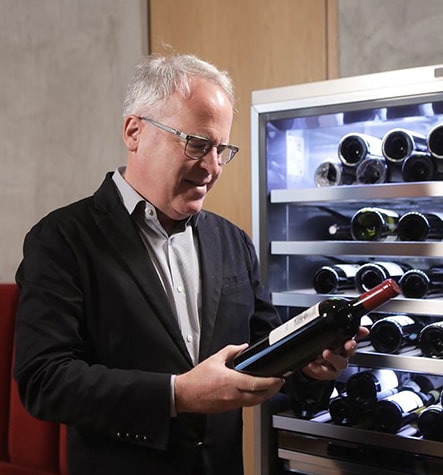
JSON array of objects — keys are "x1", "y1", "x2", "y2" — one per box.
[{"x1": 139, "y1": 117, "x2": 239, "y2": 165}]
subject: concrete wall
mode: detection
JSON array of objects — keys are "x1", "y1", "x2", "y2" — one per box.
[
  {"x1": 0, "y1": 0, "x2": 147, "y2": 282},
  {"x1": 338, "y1": 0, "x2": 443, "y2": 77}
]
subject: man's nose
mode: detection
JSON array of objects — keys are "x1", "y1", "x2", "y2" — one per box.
[{"x1": 200, "y1": 147, "x2": 222, "y2": 174}]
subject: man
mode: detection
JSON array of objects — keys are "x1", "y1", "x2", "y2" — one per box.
[{"x1": 14, "y1": 54, "x2": 362, "y2": 475}]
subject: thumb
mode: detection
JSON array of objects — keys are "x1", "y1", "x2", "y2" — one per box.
[{"x1": 217, "y1": 343, "x2": 249, "y2": 363}]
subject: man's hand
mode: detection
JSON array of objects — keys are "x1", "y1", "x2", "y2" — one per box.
[
  {"x1": 174, "y1": 344, "x2": 285, "y2": 414},
  {"x1": 301, "y1": 325, "x2": 370, "y2": 381}
]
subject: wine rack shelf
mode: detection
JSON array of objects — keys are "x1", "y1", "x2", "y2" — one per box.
[
  {"x1": 271, "y1": 240, "x2": 443, "y2": 257},
  {"x1": 270, "y1": 181, "x2": 443, "y2": 204},
  {"x1": 271, "y1": 289, "x2": 442, "y2": 316},
  {"x1": 272, "y1": 412, "x2": 443, "y2": 459}
]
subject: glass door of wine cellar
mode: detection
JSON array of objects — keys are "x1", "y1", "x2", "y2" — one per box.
[{"x1": 251, "y1": 64, "x2": 443, "y2": 475}]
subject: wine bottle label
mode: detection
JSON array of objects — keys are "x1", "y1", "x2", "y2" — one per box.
[
  {"x1": 382, "y1": 315, "x2": 415, "y2": 327},
  {"x1": 385, "y1": 390, "x2": 424, "y2": 412},
  {"x1": 269, "y1": 303, "x2": 321, "y2": 345},
  {"x1": 372, "y1": 369, "x2": 399, "y2": 391},
  {"x1": 376, "y1": 262, "x2": 405, "y2": 275},
  {"x1": 335, "y1": 264, "x2": 361, "y2": 277}
]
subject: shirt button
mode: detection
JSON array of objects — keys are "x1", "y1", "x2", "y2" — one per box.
[
  {"x1": 177, "y1": 286, "x2": 184, "y2": 293},
  {"x1": 186, "y1": 335, "x2": 193, "y2": 343}
]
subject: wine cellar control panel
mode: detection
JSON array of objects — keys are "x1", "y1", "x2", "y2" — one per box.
[{"x1": 251, "y1": 65, "x2": 443, "y2": 475}]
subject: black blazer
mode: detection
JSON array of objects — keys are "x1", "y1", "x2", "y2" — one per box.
[{"x1": 14, "y1": 173, "x2": 282, "y2": 475}]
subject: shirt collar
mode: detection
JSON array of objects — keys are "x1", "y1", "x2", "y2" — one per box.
[{"x1": 112, "y1": 166, "x2": 201, "y2": 227}]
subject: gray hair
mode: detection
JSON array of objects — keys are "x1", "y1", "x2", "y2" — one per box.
[{"x1": 122, "y1": 53, "x2": 235, "y2": 118}]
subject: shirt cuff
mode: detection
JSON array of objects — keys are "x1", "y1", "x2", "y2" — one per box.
[{"x1": 170, "y1": 374, "x2": 177, "y2": 417}]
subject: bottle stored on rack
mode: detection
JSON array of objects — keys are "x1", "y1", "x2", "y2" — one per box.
[
  {"x1": 401, "y1": 152, "x2": 441, "y2": 182},
  {"x1": 338, "y1": 133, "x2": 383, "y2": 168},
  {"x1": 314, "y1": 159, "x2": 354, "y2": 187},
  {"x1": 346, "y1": 368, "x2": 399, "y2": 411},
  {"x1": 350, "y1": 207, "x2": 399, "y2": 241},
  {"x1": 328, "y1": 395, "x2": 361, "y2": 426},
  {"x1": 418, "y1": 402, "x2": 443, "y2": 441},
  {"x1": 427, "y1": 123, "x2": 443, "y2": 159},
  {"x1": 355, "y1": 157, "x2": 388, "y2": 184},
  {"x1": 328, "y1": 223, "x2": 353, "y2": 240},
  {"x1": 313, "y1": 263, "x2": 360, "y2": 294},
  {"x1": 370, "y1": 314, "x2": 423, "y2": 354},
  {"x1": 397, "y1": 211, "x2": 443, "y2": 241},
  {"x1": 231, "y1": 279, "x2": 400, "y2": 377},
  {"x1": 418, "y1": 320, "x2": 443, "y2": 358},
  {"x1": 381, "y1": 128, "x2": 428, "y2": 164},
  {"x1": 373, "y1": 377, "x2": 440, "y2": 434},
  {"x1": 400, "y1": 267, "x2": 443, "y2": 298},
  {"x1": 355, "y1": 261, "x2": 409, "y2": 293}
]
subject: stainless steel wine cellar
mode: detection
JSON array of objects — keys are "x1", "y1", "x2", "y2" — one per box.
[{"x1": 251, "y1": 64, "x2": 443, "y2": 475}]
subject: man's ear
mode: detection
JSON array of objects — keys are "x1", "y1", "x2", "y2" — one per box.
[{"x1": 123, "y1": 116, "x2": 142, "y2": 152}]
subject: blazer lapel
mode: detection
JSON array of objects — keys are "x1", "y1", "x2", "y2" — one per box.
[{"x1": 196, "y1": 213, "x2": 223, "y2": 361}]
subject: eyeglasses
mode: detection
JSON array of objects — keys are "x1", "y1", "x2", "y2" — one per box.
[{"x1": 139, "y1": 117, "x2": 239, "y2": 165}]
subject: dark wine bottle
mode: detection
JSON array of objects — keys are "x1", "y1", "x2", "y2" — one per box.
[
  {"x1": 397, "y1": 211, "x2": 443, "y2": 241},
  {"x1": 314, "y1": 160, "x2": 354, "y2": 187},
  {"x1": 370, "y1": 314, "x2": 423, "y2": 354},
  {"x1": 419, "y1": 321, "x2": 443, "y2": 358},
  {"x1": 355, "y1": 157, "x2": 388, "y2": 184},
  {"x1": 338, "y1": 133, "x2": 383, "y2": 168},
  {"x1": 328, "y1": 395, "x2": 359, "y2": 425},
  {"x1": 373, "y1": 378, "x2": 440, "y2": 434},
  {"x1": 382, "y1": 128, "x2": 428, "y2": 164},
  {"x1": 232, "y1": 279, "x2": 400, "y2": 377},
  {"x1": 418, "y1": 403, "x2": 443, "y2": 441},
  {"x1": 313, "y1": 263, "x2": 360, "y2": 294},
  {"x1": 355, "y1": 261, "x2": 409, "y2": 293},
  {"x1": 350, "y1": 207, "x2": 399, "y2": 241},
  {"x1": 346, "y1": 368, "x2": 399, "y2": 411},
  {"x1": 401, "y1": 152, "x2": 440, "y2": 182},
  {"x1": 328, "y1": 223, "x2": 353, "y2": 240},
  {"x1": 400, "y1": 267, "x2": 443, "y2": 298},
  {"x1": 427, "y1": 123, "x2": 443, "y2": 159}
]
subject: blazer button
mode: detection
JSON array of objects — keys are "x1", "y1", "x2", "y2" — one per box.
[{"x1": 195, "y1": 441, "x2": 204, "y2": 447}]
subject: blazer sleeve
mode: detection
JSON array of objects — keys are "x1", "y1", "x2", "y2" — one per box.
[{"x1": 14, "y1": 207, "x2": 175, "y2": 451}]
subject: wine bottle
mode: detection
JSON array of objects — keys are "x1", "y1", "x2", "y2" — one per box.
[
  {"x1": 427, "y1": 123, "x2": 443, "y2": 159},
  {"x1": 373, "y1": 379, "x2": 440, "y2": 434},
  {"x1": 370, "y1": 314, "x2": 423, "y2": 354},
  {"x1": 338, "y1": 133, "x2": 383, "y2": 168},
  {"x1": 328, "y1": 395, "x2": 360, "y2": 425},
  {"x1": 231, "y1": 279, "x2": 400, "y2": 377},
  {"x1": 355, "y1": 157, "x2": 388, "y2": 184},
  {"x1": 314, "y1": 160, "x2": 354, "y2": 187},
  {"x1": 400, "y1": 267, "x2": 443, "y2": 298},
  {"x1": 382, "y1": 128, "x2": 428, "y2": 163},
  {"x1": 346, "y1": 368, "x2": 399, "y2": 410},
  {"x1": 397, "y1": 211, "x2": 443, "y2": 241},
  {"x1": 313, "y1": 263, "x2": 360, "y2": 294},
  {"x1": 350, "y1": 207, "x2": 399, "y2": 241},
  {"x1": 418, "y1": 403, "x2": 443, "y2": 441},
  {"x1": 357, "y1": 314, "x2": 374, "y2": 347},
  {"x1": 328, "y1": 223, "x2": 353, "y2": 240},
  {"x1": 401, "y1": 152, "x2": 440, "y2": 182},
  {"x1": 419, "y1": 320, "x2": 443, "y2": 358},
  {"x1": 355, "y1": 261, "x2": 409, "y2": 293}
]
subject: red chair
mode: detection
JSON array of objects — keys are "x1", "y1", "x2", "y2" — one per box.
[{"x1": 0, "y1": 284, "x2": 67, "y2": 475}]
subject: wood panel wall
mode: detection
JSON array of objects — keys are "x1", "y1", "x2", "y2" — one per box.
[{"x1": 148, "y1": 1, "x2": 337, "y2": 473}]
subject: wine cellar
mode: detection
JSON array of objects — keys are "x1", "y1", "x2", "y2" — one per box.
[{"x1": 251, "y1": 64, "x2": 443, "y2": 475}]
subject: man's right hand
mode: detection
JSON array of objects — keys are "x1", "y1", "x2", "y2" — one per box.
[{"x1": 174, "y1": 344, "x2": 284, "y2": 414}]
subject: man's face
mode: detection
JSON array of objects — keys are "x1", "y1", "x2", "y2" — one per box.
[{"x1": 124, "y1": 77, "x2": 234, "y2": 225}]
